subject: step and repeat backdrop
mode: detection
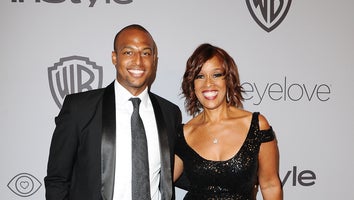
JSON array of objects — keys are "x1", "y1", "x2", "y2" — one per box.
[{"x1": 1, "y1": 0, "x2": 353, "y2": 199}]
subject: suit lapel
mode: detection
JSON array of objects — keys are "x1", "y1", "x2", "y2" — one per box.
[
  {"x1": 101, "y1": 82, "x2": 116, "y2": 200},
  {"x1": 149, "y1": 93, "x2": 172, "y2": 200}
]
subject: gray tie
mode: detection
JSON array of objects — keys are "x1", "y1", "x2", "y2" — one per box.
[{"x1": 130, "y1": 98, "x2": 151, "y2": 200}]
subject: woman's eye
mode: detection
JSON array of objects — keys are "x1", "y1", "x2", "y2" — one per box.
[
  {"x1": 195, "y1": 74, "x2": 204, "y2": 79},
  {"x1": 213, "y1": 73, "x2": 224, "y2": 78}
]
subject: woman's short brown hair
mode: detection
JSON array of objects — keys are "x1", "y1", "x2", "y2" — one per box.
[{"x1": 181, "y1": 43, "x2": 244, "y2": 116}]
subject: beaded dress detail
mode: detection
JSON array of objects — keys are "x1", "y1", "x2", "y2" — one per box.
[{"x1": 175, "y1": 112, "x2": 275, "y2": 200}]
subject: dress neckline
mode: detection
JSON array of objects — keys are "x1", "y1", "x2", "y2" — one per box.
[{"x1": 182, "y1": 112, "x2": 258, "y2": 162}]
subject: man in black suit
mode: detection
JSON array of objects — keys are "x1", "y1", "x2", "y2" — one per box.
[{"x1": 44, "y1": 24, "x2": 182, "y2": 200}]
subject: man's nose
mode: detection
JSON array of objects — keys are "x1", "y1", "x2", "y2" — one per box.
[{"x1": 133, "y1": 53, "x2": 142, "y2": 65}]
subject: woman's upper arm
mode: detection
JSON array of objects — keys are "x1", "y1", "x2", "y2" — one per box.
[
  {"x1": 174, "y1": 155, "x2": 184, "y2": 182},
  {"x1": 258, "y1": 113, "x2": 283, "y2": 199}
]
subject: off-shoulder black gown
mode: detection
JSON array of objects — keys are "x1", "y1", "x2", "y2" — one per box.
[{"x1": 175, "y1": 112, "x2": 275, "y2": 200}]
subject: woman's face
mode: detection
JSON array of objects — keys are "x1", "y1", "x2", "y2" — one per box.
[{"x1": 193, "y1": 56, "x2": 227, "y2": 110}]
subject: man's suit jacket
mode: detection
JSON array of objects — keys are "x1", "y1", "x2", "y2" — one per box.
[{"x1": 44, "y1": 81, "x2": 182, "y2": 200}]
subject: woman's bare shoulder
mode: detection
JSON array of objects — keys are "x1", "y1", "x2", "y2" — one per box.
[{"x1": 258, "y1": 113, "x2": 271, "y2": 130}]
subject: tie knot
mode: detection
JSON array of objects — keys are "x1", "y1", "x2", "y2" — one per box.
[{"x1": 130, "y1": 98, "x2": 141, "y2": 109}]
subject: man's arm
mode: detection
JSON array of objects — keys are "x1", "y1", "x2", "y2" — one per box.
[{"x1": 44, "y1": 95, "x2": 79, "y2": 200}]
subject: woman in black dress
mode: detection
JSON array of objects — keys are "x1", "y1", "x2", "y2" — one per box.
[{"x1": 174, "y1": 43, "x2": 283, "y2": 200}]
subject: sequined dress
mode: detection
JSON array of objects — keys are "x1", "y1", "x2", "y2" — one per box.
[{"x1": 175, "y1": 112, "x2": 275, "y2": 200}]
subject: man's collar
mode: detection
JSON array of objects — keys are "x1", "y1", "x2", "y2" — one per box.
[{"x1": 114, "y1": 80, "x2": 149, "y2": 107}]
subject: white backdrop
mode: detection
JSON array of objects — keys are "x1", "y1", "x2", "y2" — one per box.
[{"x1": 1, "y1": 0, "x2": 354, "y2": 199}]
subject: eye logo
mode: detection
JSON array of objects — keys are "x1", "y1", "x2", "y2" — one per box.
[
  {"x1": 246, "y1": 0, "x2": 292, "y2": 32},
  {"x1": 48, "y1": 55, "x2": 103, "y2": 109},
  {"x1": 7, "y1": 173, "x2": 42, "y2": 197}
]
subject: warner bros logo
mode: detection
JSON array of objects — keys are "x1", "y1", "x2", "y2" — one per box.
[
  {"x1": 246, "y1": 0, "x2": 292, "y2": 32},
  {"x1": 48, "y1": 56, "x2": 103, "y2": 109}
]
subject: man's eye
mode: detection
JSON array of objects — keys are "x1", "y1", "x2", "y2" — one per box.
[
  {"x1": 123, "y1": 51, "x2": 133, "y2": 55},
  {"x1": 142, "y1": 51, "x2": 151, "y2": 56}
]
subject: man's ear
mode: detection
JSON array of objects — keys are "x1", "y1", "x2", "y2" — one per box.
[
  {"x1": 154, "y1": 56, "x2": 158, "y2": 69},
  {"x1": 153, "y1": 42, "x2": 158, "y2": 69},
  {"x1": 111, "y1": 51, "x2": 117, "y2": 65}
]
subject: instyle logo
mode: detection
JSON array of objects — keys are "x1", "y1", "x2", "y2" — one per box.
[
  {"x1": 241, "y1": 76, "x2": 331, "y2": 105},
  {"x1": 246, "y1": 0, "x2": 292, "y2": 32},
  {"x1": 281, "y1": 166, "x2": 316, "y2": 187},
  {"x1": 11, "y1": 0, "x2": 132, "y2": 7},
  {"x1": 7, "y1": 173, "x2": 42, "y2": 197},
  {"x1": 48, "y1": 55, "x2": 103, "y2": 108}
]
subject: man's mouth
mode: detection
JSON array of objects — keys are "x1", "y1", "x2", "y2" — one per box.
[{"x1": 128, "y1": 69, "x2": 144, "y2": 77}]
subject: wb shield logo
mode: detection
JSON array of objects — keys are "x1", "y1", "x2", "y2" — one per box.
[
  {"x1": 48, "y1": 56, "x2": 103, "y2": 108},
  {"x1": 246, "y1": 0, "x2": 292, "y2": 32}
]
